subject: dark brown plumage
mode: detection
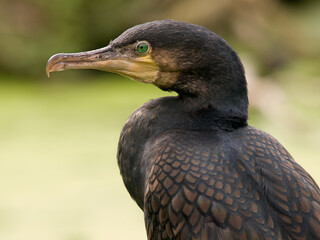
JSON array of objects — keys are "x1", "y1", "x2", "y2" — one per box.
[
  {"x1": 47, "y1": 20, "x2": 320, "y2": 239},
  {"x1": 143, "y1": 127, "x2": 320, "y2": 239}
]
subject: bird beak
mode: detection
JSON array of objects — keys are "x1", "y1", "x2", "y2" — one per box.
[{"x1": 46, "y1": 45, "x2": 159, "y2": 83}]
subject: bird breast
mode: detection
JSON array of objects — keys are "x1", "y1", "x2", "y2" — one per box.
[{"x1": 117, "y1": 99, "x2": 164, "y2": 208}]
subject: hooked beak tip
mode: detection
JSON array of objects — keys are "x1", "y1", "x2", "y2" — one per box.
[
  {"x1": 46, "y1": 66, "x2": 51, "y2": 78},
  {"x1": 46, "y1": 54, "x2": 59, "y2": 78},
  {"x1": 46, "y1": 53, "x2": 67, "y2": 78}
]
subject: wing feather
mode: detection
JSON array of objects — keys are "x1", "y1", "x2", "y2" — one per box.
[{"x1": 143, "y1": 127, "x2": 320, "y2": 239}]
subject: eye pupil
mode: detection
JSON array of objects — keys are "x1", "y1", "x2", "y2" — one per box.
[{"x1": 137, "y1": 43, "x2": 148, "y2": 53}]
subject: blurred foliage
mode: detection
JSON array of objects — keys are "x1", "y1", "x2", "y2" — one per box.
[{"x1": 0, "y1": 0, "x2": 319, "y2": 77}]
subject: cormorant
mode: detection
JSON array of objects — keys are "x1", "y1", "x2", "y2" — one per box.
[{"x1": 46, "y1": 20, "x2": 320, "y2": 239}]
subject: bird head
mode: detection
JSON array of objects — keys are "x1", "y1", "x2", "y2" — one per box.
[{"x1": 47, "y1": 20, "x2": 248, "y2": 118}]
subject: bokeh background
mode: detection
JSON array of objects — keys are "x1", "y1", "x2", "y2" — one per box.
[{"x1": 0, "y1": 0, "x2": 319, "y2": 239}]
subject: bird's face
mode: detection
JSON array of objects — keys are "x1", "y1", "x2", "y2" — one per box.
[
  {"x1": 46, "y1": 39, "x2": 160, "y2": 84},
  {"x1": 46, "y1": 20, "x2": 214, "y2": 89},
  {"x1": 47, "y1": 20, "x2": 248, "y2": 120}
]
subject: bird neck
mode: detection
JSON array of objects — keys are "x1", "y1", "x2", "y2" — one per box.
[
  {"x1": 176, "y1": 95, "x2": 248, "y2": 131},
  {"x1": 170, "y1": 73, "x2": 248, "y2": 130}
]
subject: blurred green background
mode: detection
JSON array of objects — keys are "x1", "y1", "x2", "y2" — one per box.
[{"x1": 0, "y1": 0, "x2": 319, "y2": 239}]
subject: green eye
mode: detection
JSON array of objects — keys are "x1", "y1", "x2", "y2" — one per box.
[{"x1": 137, "y1": 42, "x2": 149, "y2": 53}]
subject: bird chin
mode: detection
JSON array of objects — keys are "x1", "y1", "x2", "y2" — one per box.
[{"x1": 115, "y1": 70, "x2": 158, "y2": 84}]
